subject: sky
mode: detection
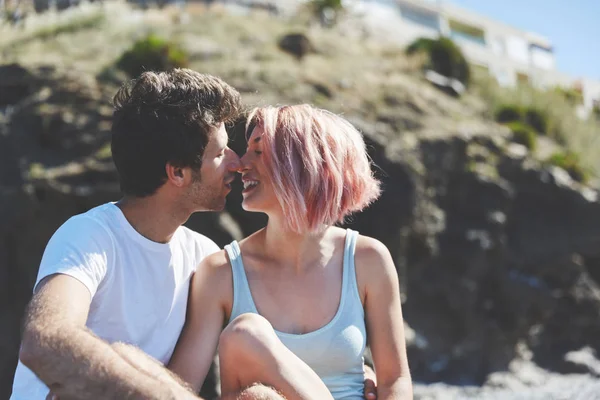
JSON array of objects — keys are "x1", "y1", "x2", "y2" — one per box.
[{"x1": 446, "y1": 0, "x2": 599, "y2": 80}]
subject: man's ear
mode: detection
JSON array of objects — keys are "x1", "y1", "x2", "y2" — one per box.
[{"x1": 165, "y1": 163, "x2": 187, "y2": 187}]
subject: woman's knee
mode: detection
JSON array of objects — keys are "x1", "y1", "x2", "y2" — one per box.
[{"x1": 219, "y1": 313, "x2": 278, "y2": 362}]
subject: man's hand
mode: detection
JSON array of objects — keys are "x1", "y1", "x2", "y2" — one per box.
[{"x1": 364, "y1": 364, "x2": 377, "y2": 400}]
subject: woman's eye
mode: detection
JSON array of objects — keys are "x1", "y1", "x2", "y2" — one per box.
[{"x1": 255, "y1": 150, "x2": 263, "y2": 155}]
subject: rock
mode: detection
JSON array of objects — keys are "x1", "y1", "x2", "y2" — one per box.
[
  {"x1": 425, "y1": 69, "x2": 466, "y2": 97},
  {"x1": 33, "y1": 0, "x2": 50, "y2": 13},
  {"x1": 278, "y1": 33, "x2": 314, "y2": 60},
  {"x1": 564, "y1": 347, "x2": 600, "y2": 376},
  {"x1": 0, "y1": 64, "x2": 38, "y2": 108},
  {"x1": 312, "y1": 82, "x2": 334, "y2": 99},
  {"x1": 3, "y1": 64, "x2": 600, "y2": 399}
]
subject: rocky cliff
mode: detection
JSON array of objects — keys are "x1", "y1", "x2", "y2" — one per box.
[{"x1": 2, "y1": 61, "x2": 600, "y2": 398}]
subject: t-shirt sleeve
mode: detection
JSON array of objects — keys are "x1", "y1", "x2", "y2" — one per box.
[
  {"x1": 200, "y1": 237, "x2": 221, "y2": 259},
  {"x1": 34, "y1": 215, "x2": 112, "y2": 298},
  {"x1": 192, "y1": 232, "x2": 221, "y2": 263}
]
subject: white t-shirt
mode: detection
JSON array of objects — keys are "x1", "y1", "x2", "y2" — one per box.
[{"x1": 10, "y1": 202, "x2": 220, "y2": 400}]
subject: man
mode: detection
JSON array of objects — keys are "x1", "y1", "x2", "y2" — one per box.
[
  {"x1": 11, "y1": 69, "x2": 249, "y2": 400},
  {"x1": 11, "y1": 69, "x2": 377, "y2": 400}
]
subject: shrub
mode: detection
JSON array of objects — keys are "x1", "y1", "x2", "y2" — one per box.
[
  {"x1": 546, "y1": 151, "x2": 591, "y2": 184},
  {"x1": 593, "y1": 105, "x2": 600, "y2": 121},
  {"x1": 506, "y1": 121, "x2": 537, "y2": 151},
  {"x1": 406, "y1": 38, "x2": 434, "y2": 55},
  {"x1": 406, "y1": 37, "x2": 470, "y2": 86},
  {"x1": 309, "y1": 0, "x2": 344, "y2": 26},
  {"x1": 278, "y1": 33, "x2": 314, "y2": 60},
  {"x1": 459, "y1": 45, "x2": 600, "y2": 179},
  {"x1": 494, "y1": 104, "x2": 523, "y2": 124},
  {"x1": 554, "y1": 86, "x2": 584, "y2": 106},
  {"x1": 310, "y1": 0, "x2": 343, "y2": 12},
  {"x1": 116, "y1": 34, "x2": 188, "y2": 78},
  {"x1": 494, "y1": 104, "x2": 549, "y2": 134},
  {"x1": 524, "y1": 107, "x2": 549, "y2": 134}
]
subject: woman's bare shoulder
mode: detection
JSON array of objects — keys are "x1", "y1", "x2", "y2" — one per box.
[
  {"x1": 195, "y1": 249, "x2": 233, "y2": 287},
  {"x1": 192, "y1": 249, "x2": 234, "y2": 310},
  {"x1": 199, "y1": 249, "x2": 230, "y2": 269},
  {"x1": 355, "y1": 235, "x2": 392, "y2": 259},
  {"x1": 354, "y1": 234, "x2": 397, "y2": 285}
]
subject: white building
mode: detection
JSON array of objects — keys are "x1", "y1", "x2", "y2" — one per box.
[{"x1": 349, "y1": 0, "x2": 599, "y2": 117}]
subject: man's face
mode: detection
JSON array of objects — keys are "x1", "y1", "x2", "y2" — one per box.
[{"x1": 187, "y1": 123, "x2": 239, "y2": 211}]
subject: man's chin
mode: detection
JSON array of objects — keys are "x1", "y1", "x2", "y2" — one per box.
[
  {"x1": 208, "y1": 199, "x2": 227, "y2": 212},
  {"x1": 193, "y1": 199, "x2": 226, "y2": 213}
]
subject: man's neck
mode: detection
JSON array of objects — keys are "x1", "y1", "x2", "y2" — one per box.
[{"x1": 116, "y1": 195, "x2": 189, "y2": 244}]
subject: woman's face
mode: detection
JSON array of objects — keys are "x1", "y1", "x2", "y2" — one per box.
[{"x1": 239, "y1": 126, "x2": 280, "y2": 213}]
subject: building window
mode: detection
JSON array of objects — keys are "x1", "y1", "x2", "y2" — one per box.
[
  {"x1": 490, "y1": 36, "x2": 505, "y2": 56},
  {"x1": 530, "y1": 44, "x2": 555, "y2": 70},
  {"x1": 494, "y1": 69, "x2": 513, "y2": 87},
  {"x1": 399, "y1": 5, "x2": 440, "y2": 31},
  {"x1": 360, "y1": 0, "x2": 397, "y2": 7},
  {"x1": 448, "y1": 19, "x2": 486, "y2": 46},
  {"x1": 506, "y1": 36, "x2": 529, "y2": 64},
  {"x1": 516, "y1": 72, "x2": 529, "y2": 85}
]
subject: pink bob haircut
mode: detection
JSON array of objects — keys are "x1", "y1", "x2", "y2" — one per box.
[{"x1": 245, "y1": 104, "x2": 381, "y2": 234}]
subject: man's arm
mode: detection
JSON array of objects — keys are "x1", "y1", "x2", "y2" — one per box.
[
  {"x1": 20, "y1": 274, "x2": 199, "y2": 400},
  {"x1": 356, "y1": 237, "x2": 413, "y2": 400}
]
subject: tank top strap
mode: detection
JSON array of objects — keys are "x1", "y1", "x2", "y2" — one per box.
[
  {"x1": 224, "y1": 240, "x2": 243, "y2": 282},
  {"x1": 343, "y1": 229, "x2": 363, "y2": 313},
  {"x1": 224, "y1": 241, "x2": 257, "y2": 321}
]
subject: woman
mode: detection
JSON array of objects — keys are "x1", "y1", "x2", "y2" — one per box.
[{"x1": 169, "y1": 105, "x2": 412, "y2": 400}]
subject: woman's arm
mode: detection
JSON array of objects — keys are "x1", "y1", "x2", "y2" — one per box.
[
  {"x1": 167, "y1": 251, "x2": 233, "y2": 393},
  {"x1": 356, "y1": 236, "x2": 413, "y2": 400}
]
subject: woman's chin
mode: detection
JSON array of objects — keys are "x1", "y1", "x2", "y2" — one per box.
[
  {"x1": 241, "y1": 200, "x2": 269, "y2": 214},
  {"x1": 241, "y1": 201, "x2": 258, "y2": 212}
]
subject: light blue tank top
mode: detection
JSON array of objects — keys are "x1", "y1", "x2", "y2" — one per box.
[{"x1": 224, "y1": 229, "x2": 366, "y2": 400}]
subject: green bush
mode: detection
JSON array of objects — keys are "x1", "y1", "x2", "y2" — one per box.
[
  {"x1": 554, "y1": 86, "x2": 584, "y2": 106},
  {"x1": 406, "y1": 38, "x2": 434, "y2": 55},
  {"x1": 310, "y1": 0, "x2": 343, "y2": 12},
  {"x1": 309, "y1": 0, "x2": 344, "y2": 26},
  {"x1": 116, "y1": 34, "x2": 188, "y2": 78},
  {"x1": 494, "y1": 104, "x2": 549, "y2": 134},
  {"x1": 406, "y1": 37, "x2": 470, "y2": 86},
  {"x1": 593, "y1": 105, "x2": 600, "y2": 121},
  {"x1": 524, "y1": 107, "x2": 549, "y2": 134},
  {"x1": 546, "y1": 151, "x2": 591, "y2": 184},
  {"x1": 494, "y1": 104, "x2": 523, "y2": 124},
  {"x1": 506, "y1": 121, "x2": 537, "y2": 151}
]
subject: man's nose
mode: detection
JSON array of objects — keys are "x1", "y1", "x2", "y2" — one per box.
[{"x1": 226, "y1": 148, "x2": 241, "y2": 171}]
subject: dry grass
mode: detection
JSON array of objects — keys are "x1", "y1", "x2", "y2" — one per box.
[
  {"x1": 471, "y1": 72, "x2": 600, "y2": 177},
  {"x1": 2, "y1": 1, "x2": 597, "y2": 181}
]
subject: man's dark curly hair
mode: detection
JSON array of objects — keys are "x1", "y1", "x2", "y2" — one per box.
[{"x1": 111, "y1": 69, "x2": 242, "y2": 197}]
